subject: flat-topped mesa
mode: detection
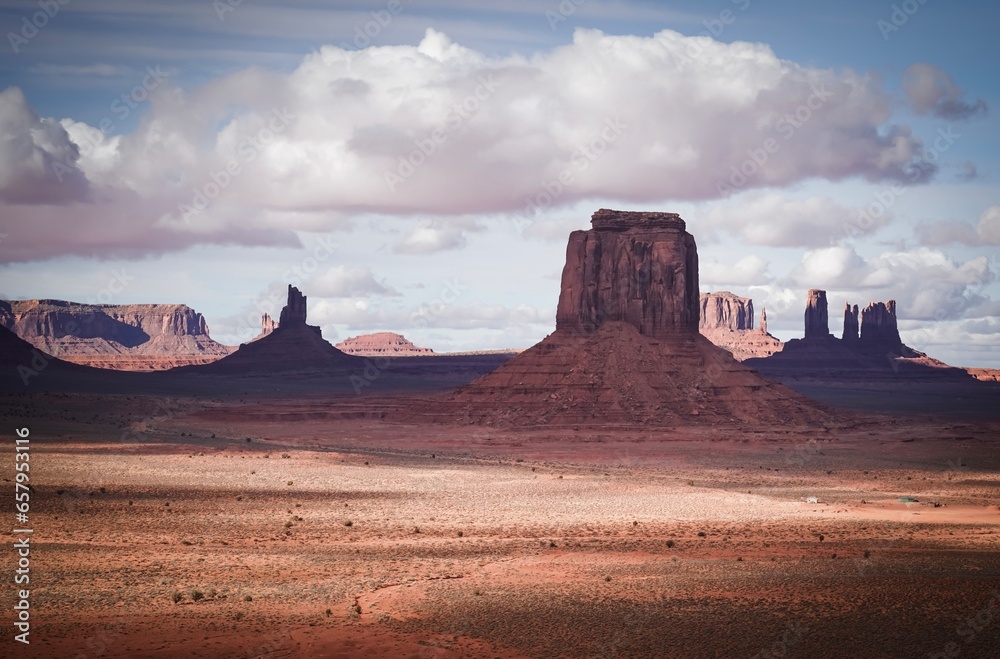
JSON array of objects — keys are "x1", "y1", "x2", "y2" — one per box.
[
  {"x1": 842, "y1": 302, "x2": 860, "y2": 342},
  {"x1": 804, "y1": 289, "x2": 830, "y2": 340},
  {"x1": 278, "y1": 285, "x2": 308, "y2": 327},
  {"x1": 556, "y1": 209, "x2": 699, "y2": 338},
  {"x1": 860, "y1": 300, "x2": 903, "y2": 353},
  {"x1": 699, "y1": 291, "x2": 753, "y2": 331},
  {"x1": 590, "y1": 208, "x2": 686, "y2": 232}
]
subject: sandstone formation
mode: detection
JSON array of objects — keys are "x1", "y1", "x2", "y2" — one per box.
[
  {"x1": 188, "y1": 285, "x2": 362, "y2": 376},
  {"x1": 700, "y1": 291, "x2": 753, "y2": 331},
  {"x1": 747, "y1": 290, "x2": 958, "y2": 383},
  {"x1": 804, "y1": 289, "x2": 830, "y2": 340},
  {"x1": 251, "y1": 313, "x2": 278, "y2": 342},
  {"x1": 336, "y1": 332, "x2": 434, "y2": 357},
  {"x1": 0, "y1": 299, "x2": 234, "y2": 371},
  {"x1": 842, "y1": 303, "x2": 860, "y2": 343},
  {"x1": 860, "y1": 300, "x2": 903, "y2": 354},
  {"x1": 556, "y1": 209, "x2": 699, "y2": 338},
  {"x1": 410, "y1": 209, "x2": 824, "y2": 427},
  {"x1": 698, "y1": 292, "x2": 783, "y2": 361},
  {"x1": 279, "y1": 285, "x2": 307, "y2": 326}
]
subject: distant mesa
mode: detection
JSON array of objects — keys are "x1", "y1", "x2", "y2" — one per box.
[
  {"x1": 185, "y1": 285, "x2": 362, "y2": 376},
  {"x1": 0, "y1": 298, "x2": 233, "y2": 371},
  {"x1": 336, "y1": 332, "x2": 434, "y2": 357},
  {"x1": 746, "y1": 289, "x2": 974, "y2": 382},
  {"x1": 409, "y1": 209, "x2": 825, "y2": 427},
  {"x1": 698, "y1": 291, "x2": 783, "y2": 360}
]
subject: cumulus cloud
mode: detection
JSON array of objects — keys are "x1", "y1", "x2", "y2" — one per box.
[
  {"x1": 698, "y1": 194, "x2": 891, "y2": 247},
  {"x1": 902, "y1": 63, "x2": 987, "y2": 120},
  {"x1": 394, "y1": 218, "x2": 483, "y2": 254},
  {"x1": 918, "y1": 206, "x2": 1000, "y2": 246},
  {"x1": 0, "y1": 27, "x2": 944, "y2": 262},
  {"x1": 701, "y1": 254, "x2": 772, "y2": 286},
  {"x1": 309, "y1": 297, "x2": 551, "y2": 331},
  {"x1": 0, "y1": 87, "x2": 89, "y2": 204},
  {"x1": 787, "y1": 245, "x2": 995, "y2": 321},
  {"x1": 307, "y1": 265, "x2": 399, "y2": 298}
]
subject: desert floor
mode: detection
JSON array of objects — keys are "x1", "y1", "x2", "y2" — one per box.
[{"x1": 2, "y1": 391, "x2": 1000, "y2": 658}]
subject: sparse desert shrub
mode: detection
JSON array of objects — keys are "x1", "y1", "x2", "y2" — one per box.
[
  {"x1": 207, "y1": 587, "x2": 217, "y2": 598},
  {"x1": 171, "y1": 590, "x2": 183, "y2": 604},
  {"x1": 604, "y1": 576, "x2": 612, "y2": 582},
  {"x1": 244, "y1": 595, "x2": 252, "y2": 602},
  {"x1": 549, "y1": 541, "x2": 557, "y2": 548},
  {"x1": 687, "y1": 480, "x2": 695, "y2": 486},
  {"x1": 181, "y1": 540, "x2": 193, "y2": 546},
  {"x1": 864, "y1": 550, "x2": 871, "y2": 559},
  {"x1": 344, "y1": 520, "x2": 353, "y2": 527},
  {"x1": 325, "y1": 608, "x2": 332, "y2": 616},
  {"x1": 285, "y1": 521, "x2": 293, "y2": 529},
  {"x1": 818, "y1": 534, "x2": 825, "y2": 542},
  {"x1": 457, "y1": 531, "x2": 463, "y2": 537},
  {"x1": 474, "y1": 589, "x2": 482, "y2": 596},
  {"x1": 190, "y1": 589, "x2": 204, "y2": 601},
  {"x1": 666, "y1": 540, "x2": 675, "y2": 548},
  {"x1": 287, "y1": 480, "x2": 293, "y2": 486},
  {"x1": 281, "y1": 453, "x2": 290, "y2": 459},
  {"x1": 697, "y1": 531, "x2": 706, "y2": 538}
]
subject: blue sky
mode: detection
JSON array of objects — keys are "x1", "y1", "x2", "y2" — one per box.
[{"x1": 1, "y1": 0, "x2": 998, "y2": 366}]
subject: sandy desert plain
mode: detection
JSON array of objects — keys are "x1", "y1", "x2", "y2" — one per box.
[{"x1": 1, "y1": 374, "x2": 999, "y2": 659}]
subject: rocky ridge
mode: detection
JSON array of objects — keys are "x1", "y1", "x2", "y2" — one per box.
[{"x1": 0, "y1": 299, "x2": 234, "y2": 371}]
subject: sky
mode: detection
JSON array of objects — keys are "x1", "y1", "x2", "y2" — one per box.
[{"x1": 0, "y1": 0, "x2": 998, "y2": 367}]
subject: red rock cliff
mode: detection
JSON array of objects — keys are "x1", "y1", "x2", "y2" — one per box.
[{"x1": 555, "y1": 209, "x2": 699, "y2": 338}]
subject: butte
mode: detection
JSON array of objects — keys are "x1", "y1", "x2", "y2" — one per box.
[{"x1": 411, "y1": 209, "x2": 825, "y2": 427}]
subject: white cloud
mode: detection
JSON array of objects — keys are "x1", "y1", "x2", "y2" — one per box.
[
  {"x1": 787, "y1": 245, "x2": 995, "y2": 322},
  {"x1": 699, "y1": 193, "x2": 890, "y2": 247},
  {"x1": 701, "y1": 254, "x2": 772, "y2": 286},
  {"x1": 394, "y1": 218, "x2": 482, "y2": 254},
  {"x1": 0, "y1": 87, "x2": 89, "y2": 204},
  {"x1": 309, "y1": 297, "x2": 551, "y2": 331},
  {"x1": 902, "y1": 63, "x2": 987, "y2": 120},
  {"x1": 918, "y1": 206, "x2": 1000, "y2": 246},
  {"x1": 307, "y1": 265, "x2": 399, "y2": 298},
  {"x1": 1, "y1": 27, "x2": 941, "y2": 262}
]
